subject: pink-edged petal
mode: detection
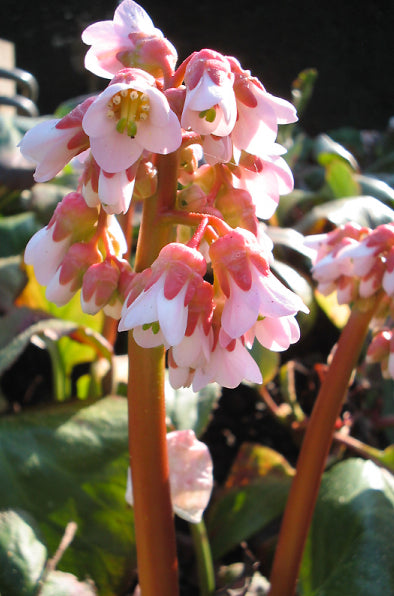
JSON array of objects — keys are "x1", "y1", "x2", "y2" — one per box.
[
  {"x1": 118, "y1": 279, "x2": 161, "y2": 331},
  {"x1": 45, "y1": 270, "x2": 76, "y2": 306},
  {"x1": 167, "y1": 430, "x2": 213, "y2": 523},
  {"x1": 24, "y1": 228, "x2": 70, "y2": 286},
  {"x1": 125, "y1": 429, "x2": 213, "y2": 524},
  {"x1": 157, "y1": 284, "x2": 188, "y2": 346},
  {"x1": 90, "y1": 134, "x2": 143, "y2": 173},
  {"x1": 263, "y1": 92, "x2": 298, "y2": 124},
  {"x1": 221, "y1": 279, "x2": 261, "y2": 338},
  {"x1": 82, "y1": 21, "x2": 119, "y2": 46},
  {"x1": 212, "y1": 341, "x2": 262, "y2": 388},
  {"x1": 169, "y1": 363, "x2": 193, "y2": 389},
  {"x1": 135, "y1": 110, "x2": 182, "y2": 155},
  {"x1": 383, "y1": 269, "x2": 394, "y2": 296},
  {"x1": 98, "y1": 170, "x2": 135, "y2": 214},
  {"x1": 113, "y1": 0, "x2": 156, "y2": 35},
  {"x1": 256, "y1": 269, "x2": 309, "y2": 317},
  {"x1": 202, "y1": 135, "x2": 233, "y2": 165},
  {"x1": 255, "y1": 315, "x2": 300, "y2": 351}
]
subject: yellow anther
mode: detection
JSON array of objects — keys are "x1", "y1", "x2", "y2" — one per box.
[
  {"x1": 112, "y1": 95, "x2": 121, "y2": 105},
  {"x1": 139, "y1": 112, "x2": 148, "y2": 121},
  {"x1": 130, "y1": 90, "x2": 139, "y2": 100},
  {"x1": 107, "y1": 109, "x2": 115, "y2": 119},
  {"x1": 120, "y1": 89, "x2": 129, "y2": 97}
]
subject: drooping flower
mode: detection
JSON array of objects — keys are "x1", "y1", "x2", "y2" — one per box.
[
  {"x1": 82, "y1": 0, "x2": 178, "y2": 80},
  {"x1": 181, "y1": 50, "x2": 237, "y2": 137},
  {"x1": 24, "y1": 192, "x2": 99, "y2": 286},
  {"x1": 19, "y1": 97, "x2": 94, "y2": 182},
  {"x1": 80, "y1": 152, "x2": 139, "y2": 214},
  {"x1": 81, "y1": 257, "x2": 132, "y2": 317},
  {"x1": 210, "y1": 227, "x2": 308, "y2": 339},
  {"x1": 126, "y1": 429, "x2": 213, "y2": 523},
  {"x1": 228, "y1": 56, "x2": 298, "y2": 157},
  {"x1": 119, "y1": 242, "x2": 207, "y2": 346},
  {"x1": 230, "y1": 148, "x2": 294, "y2": 220},
  {"x1": 82, "y1": 68, "x2": 182, "y2": 173}
]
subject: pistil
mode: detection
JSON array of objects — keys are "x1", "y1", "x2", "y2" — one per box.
[{"x1": 107, "y1": 88, "x2": 150, "y2": 138}]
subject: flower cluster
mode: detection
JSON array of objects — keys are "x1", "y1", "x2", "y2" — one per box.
[
  {"x1": 306, "y1": 222, "x2": 394, "y2": 379},
  {"x1": 20, "y1": 0, "x2": 308, "y2": 391}
]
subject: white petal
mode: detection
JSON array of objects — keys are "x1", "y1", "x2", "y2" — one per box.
[
  {"x1": 157, "y1": 283, "x2": 188, "y2": 346},
  {"x1": 118, "y1": 279, "x2": 162, "y2": 331}
]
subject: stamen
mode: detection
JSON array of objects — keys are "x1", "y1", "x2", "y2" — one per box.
[
  {"x1": 130, "y1": 90, "x2": 139, "y2": 100},
  {"x1": 112, "y1": 95, "x2": 121, "y2": 105},
  {"x1": 198, "y1": 107, "x2": 217, "y2": 123},
  {"x1": 139, "y1": 112, "x2": 148, "y2": 121},
  {"x1": 107, "y1": 109, "x2": 115, "y2": 119},
  {"x1": 120, "y1": 89, "x2": 129, "y2": 97}
]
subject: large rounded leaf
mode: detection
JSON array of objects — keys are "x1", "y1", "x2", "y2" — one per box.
[
  {"x1": 0, "y1": 397, "x2": 135, "y2": 595},
  {"x1": 300, "y1": 458, "x2": 394, "y2": 595}
]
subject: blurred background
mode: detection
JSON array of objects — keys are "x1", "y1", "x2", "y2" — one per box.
[{"x1": 0, "y1": 0, "x2": 393, "y2": 133}]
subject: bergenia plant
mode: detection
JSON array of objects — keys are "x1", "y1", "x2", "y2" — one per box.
[{"x1": 18, "y1": 1, "x2": 394, "y2": 595}]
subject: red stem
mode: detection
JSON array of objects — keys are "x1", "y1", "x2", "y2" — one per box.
[
  {"x1": 127, "y1": 151, "x2": 180, "y2": 596},
  {"x1": 268, "y1": 298, "x2": 381, "y2": 596}
]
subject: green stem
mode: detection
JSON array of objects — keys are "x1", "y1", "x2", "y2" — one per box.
[
  {"x1": 45, "y1": 337, "x2": 70, "y2": 401},
  {"x1": 268, "y1": 298, "x2": 381, "y2": 596},
  {"x1": 190, "y1": 519, "x2": 216, "y2": 596},
  {"x1": 127, "y1": 151, "x2": 180, "y2": 596}
]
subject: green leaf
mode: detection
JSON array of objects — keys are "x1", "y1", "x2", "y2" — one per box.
[
  {"x1": 0, "y1": 397, "x2": 135, "y2": 595},
  {"x1": 356, "y1": 174, "x2": 394, "y2": 207},
  {"x1": 299, "y1": 458, "x2": 394, "y2": 596},
  {"x1": 165, "y1": 376, "x2": 221, "y2": 437},
  {"x1": 0, "y1": 255, "x2": 27, "y2": 311},
  {"x1": 0, "y1": 509, "x2": 47, "y2": 596},
  {"x1": 0, "y1": 213, "x2": 40, "y2": 257},
  {"x1": 206, "y1": 443, "x2": 294, "y2": 559},
  {"x1": 249, "y1": 340, "x2": 280, "y2": 386},
  {"x1": 324, "y1": 159, "x2": 361, "y2": 198},
  {"x1": 314, "y1": 134, "x2": 359, "y2": 171}
]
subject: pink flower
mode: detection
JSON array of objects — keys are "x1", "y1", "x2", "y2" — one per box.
[
  {"x1": 245, "y1": 314, "x2": 301, "y2": 351},
  {"x1": 80, "y1": 152, "x2": 138, "y2": 214},
  {"x1": 181, "y1": 50, "x2": 237, "y2": 137},
  {"x1": 81, "y1": 257, "x2": 129, "y2": 316},
  {"x1": 119, "y1": 243, "x2": 207, "y2": 346},
  {"x1": 82, "y1": 68, "x2": 182, "y2": 173},
  {"x1": 24, "y1": 192, "x2": 99, "y2": 285},
  {"x1": 192, "y1": 338, "x2": 262, "y2": 391},
  {"x1": 19, "y1": 97, "x2": 93, "y2": 182},
  {"x1": 46, "y1": 242, "x2": 102, "y2": 307},
  {"x1": 82, "y1": 0, "x2": 178, "y2": 80},
  {"x1": 210, "y1": 228, "x2": 308, "y2": 339},
  {"x1": 230, "y1": 148, "x2": 294, "y2": 220},
  {"x1": 126, "y1": 429, "x2": 213, "y2": 523},
  {"x1": 228, "y1": 57, "x2": 297, "y2": 157}
]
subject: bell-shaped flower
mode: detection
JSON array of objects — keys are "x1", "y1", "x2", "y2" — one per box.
[
  {"x1": 24, "y1": 192, "x2": 99, "y2": 286},
  {"x1": 210, "y1": 227, "x2": 308, "y2": 339},
  {"x1": 192, "y1": 338, "x2": 262, "y2": 391},
  {"x1": 19, "y1": 97, "x2": 94, "y2": 182},
  {"x1": 80, "y1": 152, "x2": 138, "y2": 214},
  {"x1": 228, "y1": 57, "x2": 297, "y2": 157},
  {"x1": 181, "y1": 50, "x2": 237, "y2": 137},
  {"x1": 82, "y1": 0, "x2": 178, "y2": 80},
  {"x1": 119, "y1": 242, "x2": 207, "y2": 346},
  {"x1": 245, "y1": 314, "x2": 301, "y2": 352},
  {"x1": 230, "y1": 148, "x2": 294, "y2": 220},
  {"x1": 81, "y1": 257, "x2": 130, "y2": 316},
  {"x1": 126, "y1": 429, "x2": 213, "y2": 523},
  {"x1": 82, "y1": 68, "x2": 182, "y2": 173},
  {"x1": 46, "y1": 242, "x2": 102, "y2": 307}
]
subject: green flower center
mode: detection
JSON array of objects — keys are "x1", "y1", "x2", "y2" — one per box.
[{"x1": 107, "y1": 89, "x2": 150, "y2": 138}]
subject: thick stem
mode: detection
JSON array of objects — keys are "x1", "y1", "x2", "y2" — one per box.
[
  {"x1": 128, "y1": 341, "x2": 178, "y2": 595},
  {"x1": 127, "y1": 151, "x2": 180, "y2": 596},
  {"x1": 268, "y1": 300, "x2": 380, "y2": 596}
]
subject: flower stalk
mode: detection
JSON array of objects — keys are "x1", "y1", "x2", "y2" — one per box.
[
  {"x1": 268, "y1": 296, "x2": 382, "y2": 596},
  {"x1": 127, "y1": 152, "x2": 180, "y2": 596}
]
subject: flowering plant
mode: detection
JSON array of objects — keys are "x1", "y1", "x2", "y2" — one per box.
[{"x1": 0, "y1": 1, "x2": 393, "y2": 595}]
